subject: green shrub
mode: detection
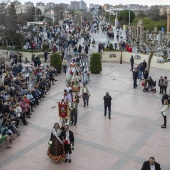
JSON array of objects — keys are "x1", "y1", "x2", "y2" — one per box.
[
  {"x1": 90, "y1": 53, "x2": 102, "y2": 74},
  {"x1": 50, "y1": 52, "x2": 62, "y2": 73},
  {"x1": 42, "y1": 44, "x2": 49, "y2": 51},
  {"x1": 0, "y1": 47, "x2": 51, "y2": 53},
  {"x1": 109, "y1": 43, "x2": 113, "y2": 51},
  {"x1": 103, "y1": 48, "x2": 119, "y2": 52}
]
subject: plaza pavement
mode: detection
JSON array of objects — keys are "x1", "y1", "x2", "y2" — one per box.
[{"x1": 0, "y1": 60, "x2": 170, "y2": 170}]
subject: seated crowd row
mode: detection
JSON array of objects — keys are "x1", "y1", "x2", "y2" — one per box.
[{"x1": 0, "y1": 63, "x2": 57, "y2": 148}]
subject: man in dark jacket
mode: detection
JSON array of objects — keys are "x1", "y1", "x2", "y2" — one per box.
[
  {"x1": 103, "y1": 92, "x2": 112, "y2": 119},
  {"x1": 130, "y1": 55, "x2": 134, "y2": 71},
  {"x1": 44, "y1": 50, "x2": 48, "y2": 62},
  {"x1": 132, "y1": 68, "x2": 138, "y2": 88},
  {"x1": 61, "y1": 125, "x2": 74, "y2": 163},
  {"x1": 143, "y1": 69, "x2": 148, "y2": 80},
  {"x1": 141, "y1": 157, "x2": 161, "y2": 170},
  {"x1": 142, "y1": 60, "x2": 147, "y2": 74}
]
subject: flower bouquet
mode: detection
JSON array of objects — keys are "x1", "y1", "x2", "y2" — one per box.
[
  {"x1": 70, "y1": 143, "x2": 74, "y2": 150},
  {"x1": 48, "y1": 140, "x2": 53, "y2": 147}
]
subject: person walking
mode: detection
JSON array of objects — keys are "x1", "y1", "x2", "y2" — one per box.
[
  {"x1": 70, "y1": 100, "x2": 78, "y2": 126},
  {"x1": 132, "y1": 68, "x2": 138, "y2": 88},
  {"x1": 161, "y1": 100, "x2": 169, "y2": 128},
  {"x1": 158, "y1": 76, "x2": 164, "y2": 94},
  {"x1": 44, "y1": 50, "x2": 48, "y2": 62},
  {"x1": 141, "y1": 157, "x2": 161, "y2": 170},
  {"x1": 78, "y1": 44, "x2": 82, "y2": 54},
  {"x1": 137, "y1": 63, "x2": 143, "y2": 80},
  {"x1": 61, "y1": 125, "x2": 74, "y2": 163},
  {"x1": 130, "y1": 55, "x2": 134, "y2": 71},
  {"x1": 62, "y1": 58, "x2": 68, "y2": 74},
  {"x1": 80, "y1": 83, "x2": 91, "y2": 107},
  {"x1": 163, "y1": 76, "x2": 168, "y2": 93},
  {"x1": 47, "y1": 123, "x2": 65, "y2": 162},
  {"x1": 103, "y1": 92, "x2": 112, "y2": 119}
]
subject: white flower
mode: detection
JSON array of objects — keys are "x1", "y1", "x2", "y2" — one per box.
[
  {"x1": 70, "y1": 144, "x2": 74, "y2": 150},
  {"x1": 48, "y1": 140, "x2": 53, "y2": 145}
]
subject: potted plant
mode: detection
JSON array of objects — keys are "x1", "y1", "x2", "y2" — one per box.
[
  {"x1": 90, "y1": 53, "x2": 102, "y2": 74},
  {"x1": 50, "y1": 52, "x2": 62, "y2": 73}
]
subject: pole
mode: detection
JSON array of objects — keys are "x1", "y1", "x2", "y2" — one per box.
[
  {"x1": 109, "y1": 12, "x2": 110, "y2": 23},
  {"x1": 35, "y1": 6, "x2": 37, "y2": 22},
  {"x1": 129, "y1": 9, "x2": 130, "y2": 27},
  {"x1": 80, "y1": 14, "x2": 82, "y2": 33},
  {"x1": 59, "y1": 10, "x2": 60, "y2": 21},
  {"x1": 115, "y1": 10, "x2": 117, "y2": 28}
]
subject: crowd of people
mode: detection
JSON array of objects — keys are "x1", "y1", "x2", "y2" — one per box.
[
  {"x1": 0, "y1": 60, "x2": 58, "y2": 148},
  {"x1": 0, "y1": 12, "x2": 169, "y2": 169},
  {"x1": 130, "y1": 56, "x2": 169, "y2": 129}
]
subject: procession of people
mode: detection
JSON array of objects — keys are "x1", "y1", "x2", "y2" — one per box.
[
  {"x1": 47, "y1": 53, "x2": 91, "y2": 163},
  {"x1": 47, "y1": 14, "x2": 93, "y2": 162}
]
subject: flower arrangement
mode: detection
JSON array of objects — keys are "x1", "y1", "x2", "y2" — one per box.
[{"x1": 48, "y1": 140, "x2": 53, "y2": 147}]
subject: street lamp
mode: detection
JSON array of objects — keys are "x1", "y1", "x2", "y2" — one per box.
[
  {"x1": 109, "y1": 12, "x2": 110, "y2": 24},
  {"x1": 120, "y1": 36, "x2": 123, "y2": 64},
  {"x1": 129, "y1": 9, "x2": 130, "y2": 27}
]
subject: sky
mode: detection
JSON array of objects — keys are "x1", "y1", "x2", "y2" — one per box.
[{"x1": 19, "y1": 0, "x2": 170, "y2": 7}]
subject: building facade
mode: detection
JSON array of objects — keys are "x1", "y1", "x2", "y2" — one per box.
[
  {"x1": 70, "y1": 0, "x2": 87, "y2": 10},
  {"x1": 46, "y1": 2, "x2": 55, "y2": 9},
  {"x1": 24, "y1": 1, "x2": 34, "y2": 6},
  {"x1": 36, "y1": 2, "x2": 45, "y2": 6}
]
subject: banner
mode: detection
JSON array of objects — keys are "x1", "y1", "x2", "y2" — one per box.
[{"x1": 58, "y1": 102, "x2": 68, "y2": 118}]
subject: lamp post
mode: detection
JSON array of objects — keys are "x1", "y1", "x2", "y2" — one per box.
[
  {"x1": 120, "y1": 36, "x2": 123, "y2": 64},
  {"x1": 109, "y1": 12, "x2": 110, "y2": 24},
  {"x1": 129, "y1": 9, "x2": 130, "y2": 27}
]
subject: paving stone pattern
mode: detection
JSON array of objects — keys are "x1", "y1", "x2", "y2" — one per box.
[{"x1": 0, "y1": 61, "x2": 170, "y2": 170}]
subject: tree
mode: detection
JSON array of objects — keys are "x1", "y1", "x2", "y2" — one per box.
[
  {"x1": 132, "y1": 17, "x2": 167, "y2": 31},
  {"x1": 118, "y1": 10, "x2": 135, "y2": 25},
  {"x1": 129, "y1": 28, "x2": 170, "y2": 76},
  {"x1": 4, "y1": 3, "x2": 18, "y2": 30},
  {"x1": 45, "y1": 17, "x2": 53, "y2": 26},
  {"x1": 12, "y1": 33, "x2": 25, "y2": 49},
  {"x1": 17, "y1": 14, "x2": 26, "y2": 28},
  {"x1": 98, "y1": 6, "x2": 102, "y2": 11},
  {"x1": 146, "y1": 5, "x2": 160, "y2": 21},
  {"x1": 53, "y1": 4, "x2": 64, "y2": 22},
  {"x1": 137, "y1": 11, "x2": 146, "y2": 18},
  {"x1": 24, "y1": 6, "x2": 35, "y2": 21},
  {"x1": 90, "y1": 53, "x2": 102, "y2": 74}
]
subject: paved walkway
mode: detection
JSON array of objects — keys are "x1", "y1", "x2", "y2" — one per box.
[{"x1": 0, "y1": 61, "x2": 170, "y2": 170}]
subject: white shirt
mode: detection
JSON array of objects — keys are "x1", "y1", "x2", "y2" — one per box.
[
  {"x1": 65, "y1": 86, "x2": 72, "y2": 93},
  {"x1": 150, "y1": 165, "x2": 155, "y2": 170},
  {"x1": 65, "y1": 130, "x2": 70, "y2": 144},
  {"x1": 80, "y1": 86, "x2": 91, "y2": 95}
]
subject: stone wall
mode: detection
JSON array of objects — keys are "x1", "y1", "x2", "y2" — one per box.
[{"x1": 102, "y1": 51, "x2": 170, "y2": 70}]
